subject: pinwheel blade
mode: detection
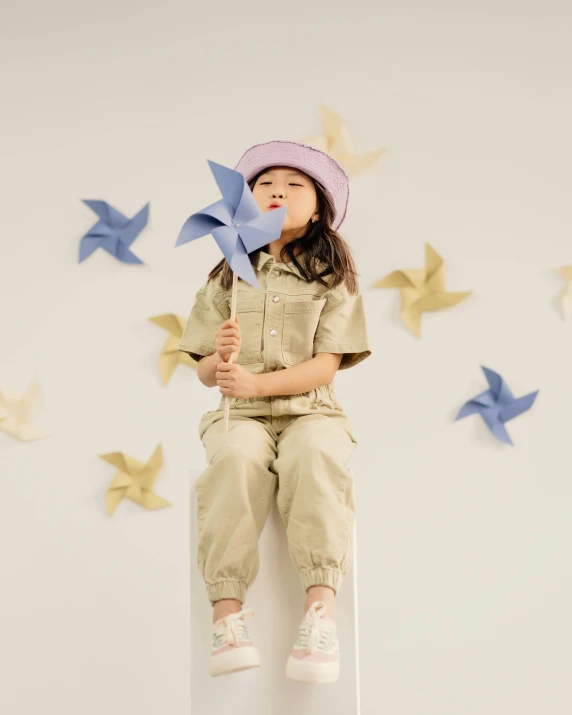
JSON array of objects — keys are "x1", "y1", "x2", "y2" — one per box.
[
  {"x1": 480, "y1": 408, "x2": 513, "y2": 445},
  {"x1": 175, "y1": 199, "x2": 232, "y2": 247},
  {"x1": 207, "y1": 160, "x2": 263, "y2": 225},
  {"x1": 82, "y1": 200, "x2": 129, "y2": 228},
  {"x1": 121, "y1": 203, "x2": 149, "y2": 247},
  {"x1": 498, "y1": 391, "x2": 539, "y2": 423}
]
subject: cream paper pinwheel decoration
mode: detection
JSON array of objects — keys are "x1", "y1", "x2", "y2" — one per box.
[
  {"x1": 304, "y1": 104, "x2": 385, "y2": 176},
  {"x1": 99, "y1": 444, "x2": 170, "y2": 516},
  {"x1": 0, "y1": 376, "x2": 47, "y2": 441},
  {"x1": 149, "y1": 314, "x2": 196, "y2": 385},
  {"x1": 554, "y1": 266, "x2": 572, "y2": 318},
  {"x1": 375, "y1": 243, "x2": 472, "y2": 338}
]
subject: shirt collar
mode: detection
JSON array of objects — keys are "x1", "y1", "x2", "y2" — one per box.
[{"x1": 254, "y1": 248, "x2": 323, "y2": 279}]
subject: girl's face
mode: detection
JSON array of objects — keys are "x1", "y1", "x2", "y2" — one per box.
[{"x1": 251, "y1": 166, "x2": 318, "y2": 233}]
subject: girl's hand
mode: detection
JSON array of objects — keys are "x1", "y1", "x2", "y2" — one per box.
[
  {"x1": 216, "y1": 361, "x2": 260, "y2": 399},
  {"x1": 215, "y1": 315, "x2": 241, "y2": 363}
]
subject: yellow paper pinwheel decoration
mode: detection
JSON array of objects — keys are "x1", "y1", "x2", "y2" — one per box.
[
  {"x1": 304, "y1": 104, "x2": 385, "y2": 176},
  {"x1": 99, "y1": 443, "x2": 170, "y2": 516},
  {"x1": 149, "y1": 314, "x2": 196, "y2": 385},
  {"x1": 374, "y1": 243, "x2": 472, "y2": 338},
  {"x1": 0, "y1": 376, "x2": 47, "y2": 441},
  {"x1": 554, "y1": 266, "x2": 572, "y2": 318}
]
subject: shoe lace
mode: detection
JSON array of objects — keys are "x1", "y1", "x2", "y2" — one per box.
[
  {"x1": 298, "y1": 601, "x2": 335, "y2": 655},
  {"x1": 213, "y1": 608, "x2": 254, "y2": 646}
]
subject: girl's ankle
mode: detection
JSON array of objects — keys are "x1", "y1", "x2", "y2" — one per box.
[
  {"x1": 212, "y1": 598, "x2": 242, "y2": 624},
  {"x1": 304, "y1": 590, "x2": 336, "y2": 620}
]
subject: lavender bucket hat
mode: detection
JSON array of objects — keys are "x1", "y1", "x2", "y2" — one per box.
[{"x1": 234, "y1": 139, "x2": 350, "y2": 230}]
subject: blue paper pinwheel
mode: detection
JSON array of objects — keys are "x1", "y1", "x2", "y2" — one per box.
[
  {"x1": 175, "y1": 160, "x2": 287, "y2": 289},
  {"x1": 79, "y1": 200, "x2": 149, "y2": 264},
  {"x1": 455, "y1": 366, "x2": 539, "y2": 445}
]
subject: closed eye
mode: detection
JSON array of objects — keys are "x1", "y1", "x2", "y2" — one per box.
[{"x1": 259, "y1": 182, "x2": 303, "y2": 186}]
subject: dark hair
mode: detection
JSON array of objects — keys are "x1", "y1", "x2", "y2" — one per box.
[{"x1": 206, "y1": 168, "x2": 359, "y2": 295}]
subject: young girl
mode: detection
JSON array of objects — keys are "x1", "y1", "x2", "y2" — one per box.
[{"x1": 179, "y1": 139, "x2": 372, "y2": 683}]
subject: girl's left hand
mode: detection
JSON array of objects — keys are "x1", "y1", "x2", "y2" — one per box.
[{"x1": 216, "y1": 360, "x2": 260, "y2": 399}]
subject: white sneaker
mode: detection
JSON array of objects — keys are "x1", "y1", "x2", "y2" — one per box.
[
  {"x1": 285, "y1": 601, "x2": 340, "y2": 683},
  {"x1": 210, "y1": 607, "x2": 260, "y2": 677}
]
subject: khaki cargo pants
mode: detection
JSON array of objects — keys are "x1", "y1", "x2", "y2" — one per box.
[{"x1": 195, "y1": 409, "x2": 358, "y2": 607}]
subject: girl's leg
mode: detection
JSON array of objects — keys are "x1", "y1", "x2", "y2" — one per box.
[
  {"x1": 197, "y1": 415, "x2": 277, "y2": 612},
  {"x1": 274, "y1": 413, "x2": 356, "y2": 619}
]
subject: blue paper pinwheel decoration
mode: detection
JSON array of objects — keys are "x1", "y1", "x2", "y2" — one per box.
[
  {"x1": 455, "y1": 366, "x2": 539, "y2": 445},
  {"x1": 79, "y1": 200, "x2": 149, "y2": 264},
  {"x1": 175, "y1": 160, "x2": 287, "y2": 289}
]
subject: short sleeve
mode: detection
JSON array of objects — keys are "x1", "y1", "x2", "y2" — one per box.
[
  {"x1": 178, "y1": 276, "x2": 230, "y2": 363},
  {"x1": 313, "y1": 281, "x2": 372, "y2": 370}
]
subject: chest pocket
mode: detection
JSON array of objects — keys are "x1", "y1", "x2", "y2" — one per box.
[
  {"x1": 234, "y1": 291, "x2": 265, "y2": 364},
  {"x1": 281, "y1": 296, "x2": 327, "y2": 366}
]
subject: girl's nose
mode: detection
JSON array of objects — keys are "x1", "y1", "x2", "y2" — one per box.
[{"x1": 271, "y1": 190, "x2": 285, "y2": 198}]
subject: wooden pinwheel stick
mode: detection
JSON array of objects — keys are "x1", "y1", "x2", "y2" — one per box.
[{"x1": 223, "y1": 272, "x2": 239, "y2": 432}]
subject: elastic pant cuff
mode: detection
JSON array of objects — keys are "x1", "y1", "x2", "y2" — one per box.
[
  {"x1": 207, "y1": 579, "x2": 247, "y2": 607},
  {"x1": 300, "y1": 567, "x2": 342, "y2": 595}
]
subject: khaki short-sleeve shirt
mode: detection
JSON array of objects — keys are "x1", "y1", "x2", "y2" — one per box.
[{"x1": 178, "y1": 249, "x2": 372, "y2": 419}]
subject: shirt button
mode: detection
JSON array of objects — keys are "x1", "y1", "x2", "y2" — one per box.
[
  {"x1": 271, "y1": 364, "x2": 277, "y2": 370},
  {"x1": 272, "y1": 295, "x2": 279, "y2": 302},
  {"x1": 270, "y1": 329, "x2": 277, "y2": 337},
  {"x1": 274, "y1": 270, "x2": 281, "y2": 277}
]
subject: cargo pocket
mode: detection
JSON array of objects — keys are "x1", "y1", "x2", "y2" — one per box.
[{"x1": 281, "y1": 296, "x2": 327, "y2": 366}]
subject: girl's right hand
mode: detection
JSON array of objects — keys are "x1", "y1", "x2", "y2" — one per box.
[{"x1": 215, "y1": 315, "x2": 241, "y2": 362}]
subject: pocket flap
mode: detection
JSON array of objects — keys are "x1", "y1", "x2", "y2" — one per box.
[
  {"x1": 236, "y1": 292, "x2": 266, "y2": 312},
  {"x1": 284, "y1": 297, "x2": 327, "y2": 314}
]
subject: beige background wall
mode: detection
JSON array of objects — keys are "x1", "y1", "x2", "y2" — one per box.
[{"x1": 1, "y1": 0, "x2": 571, "y2": 713}]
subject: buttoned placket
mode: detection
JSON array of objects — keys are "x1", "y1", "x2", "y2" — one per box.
[
  {"x1": 263, "y1": 259, "x2": 285, "y2": 419},
  {"x1": 254, "y1": 251, "x2": 311, "y2": 420}
]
